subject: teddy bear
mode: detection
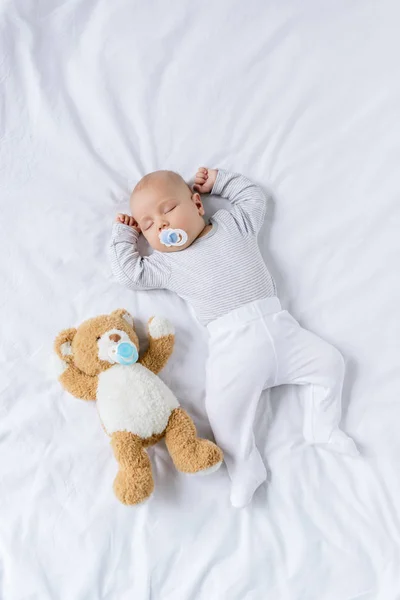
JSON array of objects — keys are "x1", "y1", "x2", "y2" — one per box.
[{"x1": 54, "y1": 309, "x2": 223, "y2": 505}]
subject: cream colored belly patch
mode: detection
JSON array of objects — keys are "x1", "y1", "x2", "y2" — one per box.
[{"x1": 97, "y1": 363, "x2": 179, "y2": 438}]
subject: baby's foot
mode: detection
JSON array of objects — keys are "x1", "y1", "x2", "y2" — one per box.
[
  {"x1": 229, "y1": 452, "x2": 267, "y2": 509},
  {"x1": 319, "y1": 429, "x2": 359, "y2": 457},
  {"x1": 230, "y1": 474, "x2": 267, "y2": 509}
]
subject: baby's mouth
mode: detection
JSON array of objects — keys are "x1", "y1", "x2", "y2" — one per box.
[{"x1": 159, "y1": 228, "x2": 188, "y2": 247}]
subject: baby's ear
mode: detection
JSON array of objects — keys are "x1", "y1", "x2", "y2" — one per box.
[
  {"x1": 110, "y1": 309, "x2": 135, "y2": 329},
  {"x1": 192, "y1": 192, "x2": 205, "y2": 216},
  {"x1": 54, "y1": 328, "x2": 77, "y2": 364}
]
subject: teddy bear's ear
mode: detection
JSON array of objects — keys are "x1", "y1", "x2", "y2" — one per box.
[
  {"x1": 54, "y1": 328, "x2": 77, "y2": 364},
  {"x1": 110, "y1": 309, "x2": 135, "y2": 329}
]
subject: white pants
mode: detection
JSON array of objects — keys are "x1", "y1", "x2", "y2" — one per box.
[{"x1": 206, "y1": 297, "x2": 358, "y2": 508}]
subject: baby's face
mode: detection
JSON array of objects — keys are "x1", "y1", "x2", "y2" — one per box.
[{"x1": 130, "y1": 173, "x2": 206, "y2": 252}]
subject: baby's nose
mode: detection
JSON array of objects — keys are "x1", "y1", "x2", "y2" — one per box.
[
  {"x1": 109, "y1": 334, "x2": 121, "y2": 343},
  {"x1": 158, "y1": 222, "x2": 169, "y2": 232}
]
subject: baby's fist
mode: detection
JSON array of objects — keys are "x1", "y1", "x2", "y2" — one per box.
[
  {"x1": 116, "y1": 213, "x2": 141, "y2": 232},
  {"x1": 193, "y1": 167, "x2": 218, "y2": 194}
]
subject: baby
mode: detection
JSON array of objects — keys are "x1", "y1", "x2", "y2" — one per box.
[{"x1": 110, "y1": 167, "x2": 358, "y2": 508}]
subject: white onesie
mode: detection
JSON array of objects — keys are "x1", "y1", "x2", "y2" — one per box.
[{"x1": 109, "y1": 170, "x2": 358, "y2": 508}]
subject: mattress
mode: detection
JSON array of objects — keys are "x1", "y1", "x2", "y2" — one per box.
[{"x1": 1, "y1": 1, "x2": 400, "y2": 598}]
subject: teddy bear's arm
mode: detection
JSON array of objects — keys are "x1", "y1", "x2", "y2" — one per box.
[
  {"x1": 59, "y1": 365, "x2": 98, "y2": 401},
  {"x1": 139, "y1": 317, "x2": 175, "y2": 375}
]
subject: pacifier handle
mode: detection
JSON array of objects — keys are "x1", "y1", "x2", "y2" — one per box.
[
  {"x1": 159, "y1": 228, "x2": 188, "y2": 247},
  {"x1": 171, "y1": 229, "x2": 187, "y2": 246},
  {"x1": 109, "y1": 341, "x2": 138, "y2": 365}
]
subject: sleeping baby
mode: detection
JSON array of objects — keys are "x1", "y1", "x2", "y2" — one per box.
[{"x1": 110, "y1": 167, "x2": 358, "y2": 508}]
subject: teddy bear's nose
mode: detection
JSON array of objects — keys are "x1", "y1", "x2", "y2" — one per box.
[{"x1": 109, "y1": 334, "x2": 121, "y2": 343}]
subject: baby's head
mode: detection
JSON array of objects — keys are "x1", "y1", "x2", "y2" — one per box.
[{"x1": 130, "y1": 171, "x2": 205, "y2": 252}]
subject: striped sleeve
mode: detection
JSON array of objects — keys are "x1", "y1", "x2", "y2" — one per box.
[
  {"x1": 109, "y1": 223, "x2": 171, "y2": 290},
  {"x1": 211, "y1": 170, "x2": 267, "y2": 236}
]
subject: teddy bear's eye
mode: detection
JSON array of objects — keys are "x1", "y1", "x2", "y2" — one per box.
[{"x1": 96, "y1": 336, "x2": 101, "y2": 341}]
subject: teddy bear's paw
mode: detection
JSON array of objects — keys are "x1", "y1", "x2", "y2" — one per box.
[
  {"x1": 113, "y1": 469, "x2": 154, "y2": 506},
  {"x1": 175, "y1": 440, "x2": 224, "y2": 475},
  {"x1": 50, "y1": 353, "x2": 69, "y2": 377},
  {"x1": 191, "y1": 460, "x2": 223, "y2": 476},
  {"x1": 148, "y1": 316, "x2": 175, "y2": 339}
]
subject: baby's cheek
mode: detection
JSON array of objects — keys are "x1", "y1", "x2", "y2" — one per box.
[
  {"x1": 175, "y1": 212, "x2": 192, "y2": 231},
  {"x1": 141, "y1": 230, "x2": 154, "y2": 247},
  {"x1": 146, "y1": 231, "x2": 165, "y2": 252}
]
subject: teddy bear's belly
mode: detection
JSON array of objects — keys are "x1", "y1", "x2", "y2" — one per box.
[{"x1": 96, "y1": 363, "x2": 179, "y2": 438}]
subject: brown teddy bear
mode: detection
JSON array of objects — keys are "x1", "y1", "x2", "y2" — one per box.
[{"x1": 54, "y1": 309, "x2": 223, "y2": 505}]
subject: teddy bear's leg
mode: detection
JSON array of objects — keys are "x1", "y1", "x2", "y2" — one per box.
[
  {"x1": 110, "y1": 431, "x2": 154, "y2": 505},
  {"x1": 165, "y1": 408, "x2": 223, "y2": 474}
]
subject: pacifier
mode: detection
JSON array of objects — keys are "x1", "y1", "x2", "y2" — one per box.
[
  {"x1": 109, "y1": 341, "x2": 138, "y2": 366},
  {"x1": 159, "y1": 228, "x2": 188, "y2": 247}
]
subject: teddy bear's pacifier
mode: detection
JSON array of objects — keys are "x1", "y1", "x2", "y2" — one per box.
[
  {"x1": 109, "y1": 341, "x2": 138, "y2": 365},
  {"x1": 159, "y1": 228, "x2": 188, "y2": 247}
]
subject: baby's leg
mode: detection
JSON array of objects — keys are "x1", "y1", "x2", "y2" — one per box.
[
  {"x1": 272, "y1": 310, "x2": 358, "y2": 456},
  {"x1": 205, "y1": 323, "x2": 277, "y2": 508}
]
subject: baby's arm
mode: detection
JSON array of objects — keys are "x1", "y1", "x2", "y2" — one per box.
[
  {"x1": 194, "y1": 167, "x2": 268, "y2": 236},
  {"x1": 109, "y1": 217, "x2": 170, "y2": 290}
]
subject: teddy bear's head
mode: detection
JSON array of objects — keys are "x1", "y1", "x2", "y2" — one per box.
[{"x1": 54, "y1": 309, "x2": 140, "y2": 377}]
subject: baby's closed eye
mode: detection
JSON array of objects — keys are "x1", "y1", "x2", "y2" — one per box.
[{"x1": 142, "y1": 220, "x2": 154, "y2": 231}]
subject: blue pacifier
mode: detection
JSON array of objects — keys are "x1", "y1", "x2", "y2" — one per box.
[
  {"x1": 159, "y1": 228, "x2": 188, "y2": 247},
  {"x1": 110, "y1": 341, "x2": 138, "y2": 365}
]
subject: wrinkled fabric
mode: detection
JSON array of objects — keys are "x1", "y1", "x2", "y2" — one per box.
[{"x1": 1, "y1": 0, "x2": 400, "y2": 598}]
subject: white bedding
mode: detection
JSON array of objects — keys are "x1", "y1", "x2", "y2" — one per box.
[{"x1": 1, "y1": 1, "x2": 400, "y2": 598}]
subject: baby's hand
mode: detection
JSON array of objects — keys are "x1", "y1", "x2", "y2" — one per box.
[
  {"x1": 116, "y1": 213, "x2": 141, "y2": 232},
  {"x1": 193, "y1": 167, "x2": 218, "y2": 194}
]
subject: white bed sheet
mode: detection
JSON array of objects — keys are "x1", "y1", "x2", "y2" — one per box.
[{"x1": 1, "y1": 1, "x2": 400, "y2": 598}]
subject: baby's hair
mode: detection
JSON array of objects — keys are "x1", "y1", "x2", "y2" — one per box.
[{"x1": 133, "y1": 170, "x2": 192, "y2": 196}]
